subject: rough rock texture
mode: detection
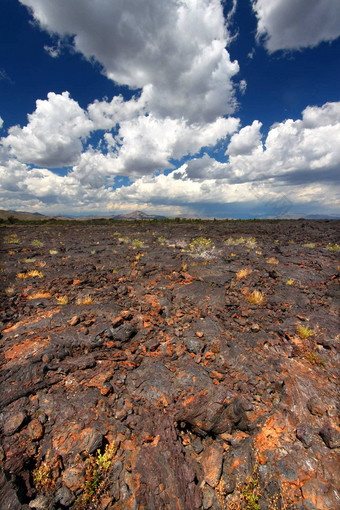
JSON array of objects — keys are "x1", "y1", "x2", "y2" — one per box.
[{"x1": 0, "y1": 220, "x2": 339, "y2": 509}]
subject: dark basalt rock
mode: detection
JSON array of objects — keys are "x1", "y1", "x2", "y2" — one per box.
[{"x1": 0, "y1": 220, "x2": 339, "y2": 509}]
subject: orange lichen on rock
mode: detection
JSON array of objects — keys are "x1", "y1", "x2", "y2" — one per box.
[
  {"x1": 254, "y1": 415, "x2": 287, "y2": 464},
  {"x1": 4, "y1": 335, "x2": 50, "y2": 362}
]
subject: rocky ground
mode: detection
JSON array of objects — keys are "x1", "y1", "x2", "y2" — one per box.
[{"x1": 0, "y1": 220, "x2": 339, "y2": 510}]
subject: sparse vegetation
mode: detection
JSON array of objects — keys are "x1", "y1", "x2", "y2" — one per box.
[
  {"x1": 118, "y1": 236, "x2": 130, "y2": 244},
  {"x1": 77, "y1": 295, "x2": 93, "y2": 305},
  {"x1": 302, "y1": 243, "x2": 316, "y2": 248},
  {"x1": 236, "y1": 267, "x2": 252, "y2": 280},
  {"x1": 225, "y1": 236, "x2": 256, "y2": 248},
  {"x1": 297, "y1": 324, "x2": 314, "y2": 339},
  {"x1": 33, "y1": 461, "x2": 55, "y2": 495},
  {"x1": 31, "y1": 239, "x2": 44, "y2": 247},
  {"x1": 326, "y1": 243, "x2": 339, "y2": 251},
  {"x1": 4, "y1": 234, "x2": 20, "y2": 244},
  {"x1": 132, "y1": 238, "x2": 144, "y2": 249},
  {"x1": 49, "y1": 249, "x2": 58, "y2": 255},
  {"x1": 157, "y1": 235, "x2": 167, "y2": 243},
  {"x1": 286, "y1": 278, "x2": 295, "y2": 285},
  {"x1": 17, "y1": 270, "x2": 43, "y2": 279},
  {"x1": 189, "y1": 237, "x2": 214, "y2": 255},
  {"x1": 28, "y1": 291, "x2": 51, "y2": 300},
  {"x1": 266, "y1": 257, "x2": 279, "y2": 265},
  {"x1": 76, "y1": 442, "x2": 116, "y2": 508},
  {"x1": 5, "y1": 285, "x2": 15, "y2": 296},
  {"x1": 56, "y1": 295, "x2": 68, "y2": 305},
  {"x1": 305, "y1": 351, "x2": 325, "y2": 366},
  {"x1": 247, "y1": 290, "x2": 265, "y2": 305}
]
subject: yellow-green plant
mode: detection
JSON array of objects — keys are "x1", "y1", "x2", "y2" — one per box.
[
  {"x1": 302, "y1": 243, "x2": 316, "y2": 248},
  {"x1": 118, "y1": 236, "x2": 130, "y2": 244},
  {"x1": 327, "y1": 243, "x2": 339, "y2": 251},
  {"x1": 4, "y1": 234, "x2": 20, "y2": 244},
  {"x1": 225, "y1": 237, "x2": 256, "y2": 249},
  {"x1": 297, "y1": 324, "x2": 314, "y2": 339},
  {"x1": 305, "y1": 351, "x2": 325, "y2": 366},
  {"x1": 242, "y1": 472, "x2": 261, "y2": 510},
  {"x1": 31, "y1": 239, "x2": 44, "y2": 247},
  {"x1": 132, "y1": 238, "x2": 144, "y2": 249},
  {"x1": 189, "y1": 237, "x2": 214, "y2": 255},
  {"x1": 286, "y1": 278, "x2": 295, "y2": 285},
  {"x1": 157, "y1": 235, "x2": 166, "y2": 243},
  {"x1": 49, "y1": 249, "x2": 58, "y2": 255},
  {"x1": 76, "y1": 442, "x2": 116, "y2": 508}
]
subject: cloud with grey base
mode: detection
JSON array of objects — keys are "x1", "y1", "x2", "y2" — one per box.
[{"x1": 252, "y1": 0, "x2": 340, "y2": 52}]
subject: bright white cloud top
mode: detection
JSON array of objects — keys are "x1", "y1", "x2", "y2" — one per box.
[{"x1": 0, "y1": 0, "x2": 339, "y2": 218}]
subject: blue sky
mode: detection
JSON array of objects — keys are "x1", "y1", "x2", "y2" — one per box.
[{"x1": 0, "y1": 0, "x2": 339, "y2": 218}]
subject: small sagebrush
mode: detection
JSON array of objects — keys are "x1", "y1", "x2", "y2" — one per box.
[{"x1": 189, "y1": 237, "x2": 214, "y2": 255}]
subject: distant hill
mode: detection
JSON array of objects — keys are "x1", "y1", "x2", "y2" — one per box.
[
  {"x1": 0, "y1": 209, "x2": 71, "y2": 221},
  {"x1": 0, "y1": 209, "x2": 166, "y2": 222},
  {"x1": 111, "y1": 210, "x2": 166, "y2": 220}
]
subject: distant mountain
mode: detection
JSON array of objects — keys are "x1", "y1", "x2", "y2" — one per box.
[
  {"x1": 111, "y1": 210, "x2": 166, "y2": 220},
  {"x1": 0, "y1": 209, "x2": 48, "y2": 221},
  {"x1": 303, "y1": 214, "x2": 340, "y2": 220},
  {"x1": 0, "y1": 209, "x2": 166, "y2": 222}
]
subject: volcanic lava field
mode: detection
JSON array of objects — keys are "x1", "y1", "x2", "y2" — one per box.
[{"x1": 0, "y1": 220, "x2": 339, "y2": 510}]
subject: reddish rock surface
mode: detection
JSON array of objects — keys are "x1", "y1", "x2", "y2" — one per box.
[{"x1": 0, "y1": 219, "x2": 339, "y2": 509}]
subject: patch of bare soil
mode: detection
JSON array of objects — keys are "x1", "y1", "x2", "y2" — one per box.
[{"x1": 0, "y1": 220, "x2": 339, "y2": 509}]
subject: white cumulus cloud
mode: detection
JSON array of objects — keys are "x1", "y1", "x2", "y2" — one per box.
[
  {"x1": 224, "y1": 102, "x2": 340, "y2": 184},
  {"x1": 252, "y1": 0, "x2": 340, "y2": 52},
  {"x1": 20, "y1": 0, "x2": 239, "y2": 123},
  {"x1": 2, "y1": 92, "x2": 93, "y2": 167},
  {"x1": 226, "y1": 120, "x2": 263, "y2": 156}
]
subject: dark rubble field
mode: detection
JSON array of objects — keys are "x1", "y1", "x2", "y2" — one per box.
[{"x1": 0, "y1": 220, "x2": 339, "y2": 510}]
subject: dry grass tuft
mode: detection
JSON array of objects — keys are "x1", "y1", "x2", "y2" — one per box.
[
  {"x1": 56, "y1": 295, "x2": 68, "y2": 305},
  {"x1": 28, "y1": 291, "x2": 51, "y2": 300},
  {"x1": 77, "y1": 295, "x2": 93, "y2": 305},
  {"x1": 247, "y1": 290, "x2": 265, "y2": 306},
  {"x1": 17, "y1": 270, "x2": 43, "y2": 279},
  {"x1": 236, "y1": 267, "x2": 252, "y2": 280},
  {"x1": 266, "y1": 257, "x2": 279, "y2": 265},
  {"x1": 5, "y1": 286, "x2": 15, "y2": 296}
]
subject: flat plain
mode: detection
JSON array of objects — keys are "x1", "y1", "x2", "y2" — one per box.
[{"x1": 0, "y1": 220, "x2": 339, "y2": 509}]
